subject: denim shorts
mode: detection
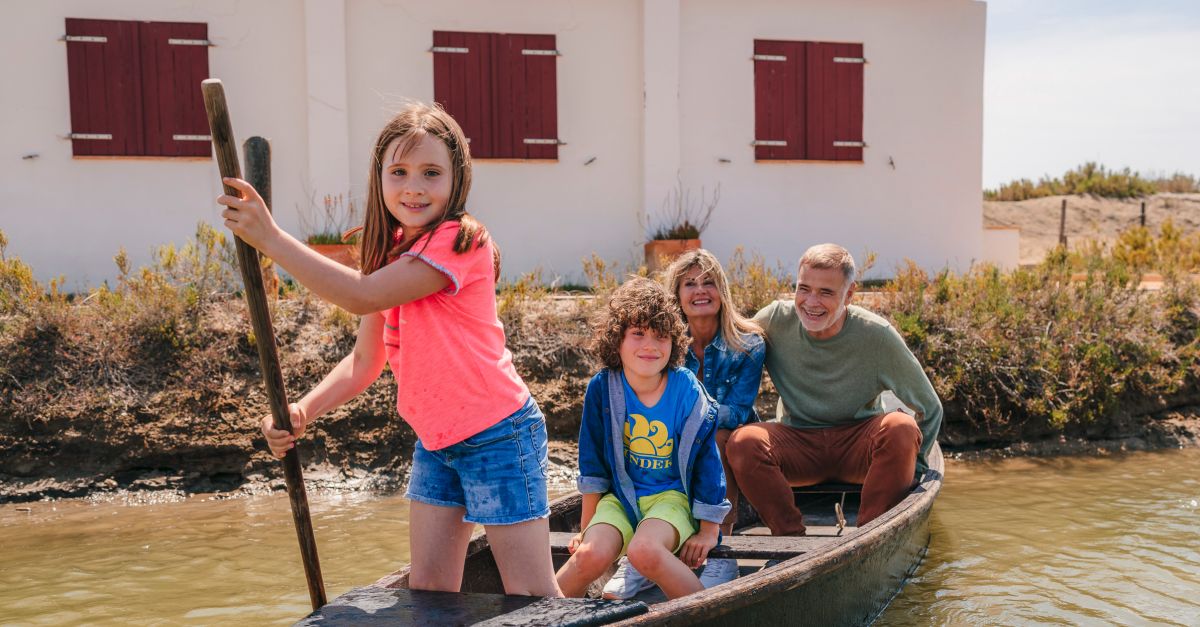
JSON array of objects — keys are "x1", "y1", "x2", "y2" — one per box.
[{"x1": 405, "y1": 397, "x2": 550, "y2": 525}]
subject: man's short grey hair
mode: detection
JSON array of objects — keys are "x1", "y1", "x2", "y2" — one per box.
[{"x1": 798, "y1": 243, "x2": 856, "y2": 286}]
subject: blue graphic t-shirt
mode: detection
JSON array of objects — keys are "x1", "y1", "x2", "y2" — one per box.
[{"x1": 621, "y1": 368, "x2": 697, "y2": 497}]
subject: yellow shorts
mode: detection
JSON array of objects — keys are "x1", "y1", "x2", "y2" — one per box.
[{"x1": 585, "y1": 490, "x2": 697, "y2": 555}]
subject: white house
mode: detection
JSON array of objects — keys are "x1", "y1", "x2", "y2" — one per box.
[{"x1": 0, "y1": 0, "x2": 987, "y2": 290}]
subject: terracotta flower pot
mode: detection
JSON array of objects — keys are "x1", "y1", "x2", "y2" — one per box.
[
  {"x1": 644, "y1": 239, "x2": 701, "y2": 273},
  {"x1": 308, "y1": 243, "x2": 360, "y2": 270}
]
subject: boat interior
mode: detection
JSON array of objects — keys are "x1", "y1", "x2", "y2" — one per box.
[
  {"x1": 552, "y1": 484, "x2": 864, "y2": 604},
  {"x1": 296, "y1": 486, "x2": 865, "y2": 626}
]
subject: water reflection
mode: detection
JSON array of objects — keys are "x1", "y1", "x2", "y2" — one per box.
[
  {"x1": 879, "y1": 448, "x2": 1200, "y2": 625},
  {"x1": 0, "y1": 492, "x2": 412, "y2": 625},
  {"x1": 3, "y1": 450, "x2": 1198, "y2": 625}
]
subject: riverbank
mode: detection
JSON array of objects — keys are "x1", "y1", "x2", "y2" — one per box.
[
  {"x1": 3, "y1": 292, "x2": 1198, "y2": 504},
  {"x1": 3, "y1": 222, "x2": 1199, "y2": 503}
]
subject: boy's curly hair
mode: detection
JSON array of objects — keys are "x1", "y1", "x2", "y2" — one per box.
[{"x1": 591, "y1": 277, "x2": 691, "y2": 371}]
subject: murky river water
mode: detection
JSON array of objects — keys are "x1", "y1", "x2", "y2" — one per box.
[
  {"x1": 879, "y1": 448, "x2": 1200, "y2": 626},
  {"x1": 2, "y1": 448, "x2": 1198, "y2": 625}
]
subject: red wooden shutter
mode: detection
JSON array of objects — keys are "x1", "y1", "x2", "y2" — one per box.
[
  {"x1": 433, "y1": 31, "x2": 493, "y2": 158},
  {"x1": 64, "y1": 18, "x2": 144, "y2": 156},
  {"x1": 491, "y1": 34, "x2": 515, "y2": 158},
  {"x1": 140, "y1": 21, "x2": 211, "y2": 157},
  {"x1": 511, "y1": 32, "x2": 556, "y2": 159},
  {"x1": 753, "y1": 40, "x2": 805, "y2": 160},
  {"x1": 804, "y1": 42, "x2": 863, "y2": 161}
]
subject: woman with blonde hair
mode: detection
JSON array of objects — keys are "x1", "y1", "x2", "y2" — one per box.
[{"x1": 602, "y1": 249, "x2": 766, "y2": 597}]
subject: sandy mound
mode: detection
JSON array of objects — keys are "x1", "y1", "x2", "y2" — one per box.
[{"x1": 983, "y1": 193, "x2": 1200, "y2": 265}]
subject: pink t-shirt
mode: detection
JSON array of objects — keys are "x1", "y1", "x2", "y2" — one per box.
[{"x1": 382, "y1": 221, "x2": 530, "y2": 450}]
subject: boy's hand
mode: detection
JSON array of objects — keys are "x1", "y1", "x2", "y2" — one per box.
[
  {"x1": 261, "y1": 403, "x2": 307, "y2": 459},
  {"x1": 679, "y1": 522, "x2": 720, "y2": 568},
  {"x1": 567, "y1": 532, "x2": 584, "y2": 554}
]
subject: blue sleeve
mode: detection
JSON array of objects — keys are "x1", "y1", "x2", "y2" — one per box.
[
  {"x1": 715, "y1": 334, "x2": 766, "y2": 429},
  {"x1": 577, "y1": 373, "x2": 611, "y2": 494},
  {"x1": 687, "y1": 382, "x2": 732, "y2": 524}
]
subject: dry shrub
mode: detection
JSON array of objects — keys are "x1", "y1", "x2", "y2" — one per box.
[
  {"x1": 726, "y1": 246, "x2": 792, "y2": 316},
  {"x1": 92, "y1": 222, "x2": 238, "y2": 356},
  {"x1": 497, "y1": 268, "x2": 550, "y2": 330},
  {"x1": 879, "y1": 227, "x2": 1200, "y2": 436}
]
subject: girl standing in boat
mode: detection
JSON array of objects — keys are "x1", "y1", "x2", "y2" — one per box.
[
  {"x1": 556, "y1": 278, "x2": 730, "y2": 600},
  {"x1": 216, "y1": 102, "x2": 562, "y2": 597}
]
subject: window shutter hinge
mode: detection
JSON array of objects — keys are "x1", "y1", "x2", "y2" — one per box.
[
  {"x1": 521, "y1": 49, "x2": 560, "y2": 56},
  {"x1": 833, "y1": 141, "x2": 866, "y2": 148},
  {"x1": 833, "y1": 57, "x2": 866, "y2": 64},
  {"x1": 751, "y1": 140, "x2": 787, "y2": 147},
  {"x1": 61, "y1": 35, "x2": 107, "y2": 43},
  {"x1": 523, "y1": 138, "x2": 564, "y2": 145},
  {"x1": 66, "y1": 133, "x2": 113, "y2": 140},
  {"x1": 752, "y1": 54, "x2": 787, "y2": 62},
  {"x1": 430, "y1": 46, "x2": 469, "y2": 53},
  {"x1": 168, "y1": 38, "x2": 214, "y2": 46}
]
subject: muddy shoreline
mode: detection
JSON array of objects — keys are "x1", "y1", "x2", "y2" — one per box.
[{"x1": 5, "y1": 403, "x2": 1198, "y2": 504}]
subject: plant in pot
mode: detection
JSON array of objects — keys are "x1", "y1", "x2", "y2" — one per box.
[
  {"x1": 642, "y1": 182, "x2": 719, "y2": 272},
  {"x1": 299, "y1": 193, "x2": 361, "y2": 269}
]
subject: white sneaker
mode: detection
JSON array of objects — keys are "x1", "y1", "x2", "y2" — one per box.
[
  {"x1": 602, "y1": 557, "x2": 656, "y2": 599},
  {"x1": 698, "y1": 558, "x2": 739, "y2": 588}
]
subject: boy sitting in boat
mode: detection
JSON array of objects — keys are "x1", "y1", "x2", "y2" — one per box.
[{"x1": 556, "y1": 278, "x2": 731, "y2": 600}]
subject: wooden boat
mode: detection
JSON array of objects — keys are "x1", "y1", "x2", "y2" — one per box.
[{"x1": 299, "y1": 442, "x2": 943, "y2": 626}]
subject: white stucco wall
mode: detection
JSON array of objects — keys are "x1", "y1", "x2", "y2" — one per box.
[
  {"x1": 344, "y1": 0, "x2": 645, "y2": 283},
  {"x1": 678, "y1": 0, "x2": 986, "y2": 277},
  {"x1": 2, "y1": 0, "x2": 985, "y2": 288},
  {"x1": 0, "y1": 0, "x2": 310, "y2": 290}
]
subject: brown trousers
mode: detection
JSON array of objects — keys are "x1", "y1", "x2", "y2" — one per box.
[{"x1": 725, "y1": 412, "x2": 921, "y2": 535}]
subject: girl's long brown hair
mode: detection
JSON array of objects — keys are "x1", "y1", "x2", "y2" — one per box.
[{"x1": 356, "y1": 102, "x2": 498, "y2": 278}]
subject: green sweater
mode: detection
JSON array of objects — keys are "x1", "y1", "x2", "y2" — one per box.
[{"x1": 753, "y1": 301, "x2": 943, "y2": 474}]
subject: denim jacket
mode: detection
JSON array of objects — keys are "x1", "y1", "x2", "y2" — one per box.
[
  {"x1": 684, "y1": 329, "x2": 766, "y2": 430},
  {"x1": 576, "y1": 367, "x2": 732, "y2": 526}
]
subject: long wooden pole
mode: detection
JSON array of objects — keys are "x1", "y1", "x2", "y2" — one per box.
[
  {"x1": 244, "y1": 136, "x2": 279, "y2": 293},
  {"x1": 201, "y1": 79, "x2": 327, "y2": 610}
]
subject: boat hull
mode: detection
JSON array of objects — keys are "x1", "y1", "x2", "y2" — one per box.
[{"x1": 366, "y1": 442, "x2": 943, "y2": 626}]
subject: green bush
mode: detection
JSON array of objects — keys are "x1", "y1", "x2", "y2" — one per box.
[
  {"x1": 984, "y1": 162, "x2": 1167, "y2": 200},
  {"x1": 878, "y1": 227, "x2": 1200, "y2": 433}
]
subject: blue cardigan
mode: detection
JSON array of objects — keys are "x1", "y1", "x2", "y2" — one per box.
[{"x1": 576, "y1": 367, "x2": 732, "y2": 526}]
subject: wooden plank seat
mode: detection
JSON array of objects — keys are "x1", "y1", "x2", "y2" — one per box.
[
  {"x1": 296, "y1": 586, "x2": 648, "y2": 626},
  {"x1": 549, "y1": 531, "x2": 838, "y2": 561},
  {"x1": 792, "y1": 482, "x2": 863, "y2": 494}
]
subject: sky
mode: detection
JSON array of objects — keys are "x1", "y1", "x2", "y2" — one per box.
[{"x1": 983, "y1": 0, "x2": 1200, "y2": 188}]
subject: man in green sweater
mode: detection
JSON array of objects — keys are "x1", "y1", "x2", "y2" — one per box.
[{"x1": 726, "y1": 243, "x2": 941, "y2": 535}]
